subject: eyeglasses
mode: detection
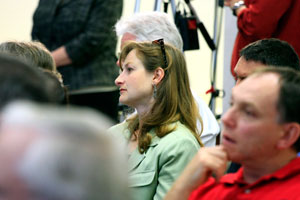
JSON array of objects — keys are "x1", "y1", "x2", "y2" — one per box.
[{"x1": 152, "y1": 38, "x2": 168, "y2": 68}]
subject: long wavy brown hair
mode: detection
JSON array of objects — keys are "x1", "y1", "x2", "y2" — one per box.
[{"x1": 119, "y1": 41, "x2": 203, "y2": 153}]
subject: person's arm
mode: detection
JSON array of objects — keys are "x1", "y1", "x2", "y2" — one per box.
[
  {"x1": 63, "y1": 0, "x2": 122, "y2": 66},
  {"x1": 224, "y1": 0, "x2": 246, "y2": 16},
  {"x1": 164, "y1": 146, "x2": 228, "y2": 200},
  {"x1": 51, "y1": 46, "x2": 72, "y2": 67},
  {"x1": 238, "y1": 0, "x2": 293, "y2": 40},
  {"x1": 225, "y1": 0, "x2": 294, "y2": 40}
]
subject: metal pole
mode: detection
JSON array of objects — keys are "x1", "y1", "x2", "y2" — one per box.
[
  {"x1": 169, "y1": 0, "x2": 176, "y2": 17},
  {"x1": 209, "y1": 0, "x2": 224, "y2": 117},
  {"x1": 154, "y1": 0, "x2": 162, "y2": 11},
  {"x1": 134, "y1": 0, "x2": 141, "y2": 13},
  {"x1": 209, "y1": 0, "x2": 218, "y2": 113}
]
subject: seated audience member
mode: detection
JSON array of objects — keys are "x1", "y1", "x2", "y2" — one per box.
[
  {"x1": 43, "y1": 70, "x2": 68, "y2": 104},
  {"x1": 165, "y1": 67, "x2": 300, "y2": 200},
  {"x1": 115, "y1": 11, "x2": 220, "y2": 147},
  {"x1": 109, "y1": 40, "x2": 202, "y2": 200},
  {"x1": 0, "y1": 54, "x2": 57, "y2": 109},
  {"x1": 0, "y1": 41, "x2": 56, "y2": 71},
  {"x1": 235, "y1": 38, "x2": 300, "y2": 84},
  {"x1": 228, "y1": 38, "x2": 300, "y2": 173},
  {"x1": 0, "y1": 41, "x2": 67, "y2": 104},
  {"x1": 0, "y1": 101, "x2": 128, "y2": 200}
]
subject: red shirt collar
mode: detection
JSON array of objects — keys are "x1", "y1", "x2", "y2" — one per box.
[{"x1": 221, "y1": 157, "x2": 300, "y2": 186}]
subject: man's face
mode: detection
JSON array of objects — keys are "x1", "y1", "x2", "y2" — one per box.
[
  {"x1": 234, "y1": 56, "x2": 267, "y2": 85},
  {"x1": 221, "y1": 73, "x2": 285, "y2": 164},
  {"x1": 116, "y1": 33, "x2": 137, "y2": 67},
  {"x1": 120, "y1": 33, "x2": 137, "y2": 49}
]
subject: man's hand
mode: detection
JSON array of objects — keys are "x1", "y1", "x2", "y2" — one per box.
[
  {"x1": 164, "y1": 146, "x2": 228, "y2": 200},
  {"x1": 224, "y1": 0, "x2": 246, "y2": 16}
]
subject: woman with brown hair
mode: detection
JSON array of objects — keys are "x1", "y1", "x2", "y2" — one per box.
[{"x1": 109, "y1": 39, "x2": 203, "y2": 200}]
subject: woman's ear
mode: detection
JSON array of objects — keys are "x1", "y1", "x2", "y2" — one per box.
[
  {"x1": 277, "y1": 122, "x2": 300, "y2": 150},
  {"x1": 152, "y1": 67, "x2": 165, "y2": 85}
]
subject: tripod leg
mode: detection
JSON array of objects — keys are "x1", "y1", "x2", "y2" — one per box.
[
  {"x1": 154, "y1": 0, "x2": 162, "y2": 11},
  {"x1": 134, "y1": 0, "x2": 141, "y2": 13},
  {"x1": 169, "y1": 0, "x2": 176, "y2": 17}
]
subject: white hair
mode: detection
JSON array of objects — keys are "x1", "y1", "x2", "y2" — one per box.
[
  {"x1": 0, "y1": 101, "x2": 129, "y2": 200},
  {"x1": 115, "y1": 11, "x2": 183, "y2": 51}
]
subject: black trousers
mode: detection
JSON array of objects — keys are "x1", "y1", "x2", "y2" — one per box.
[{"x1": 69, "y1": 90, "x2": 119, "y2": 123}]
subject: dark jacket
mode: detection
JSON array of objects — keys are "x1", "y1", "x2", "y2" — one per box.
[{"x1": 32, "y1": 0, "x2": 123, "y2": 91}]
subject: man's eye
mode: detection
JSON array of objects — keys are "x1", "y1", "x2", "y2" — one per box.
[{"x1": 244, "y1": 109, "x2": 255, "y2": 117}]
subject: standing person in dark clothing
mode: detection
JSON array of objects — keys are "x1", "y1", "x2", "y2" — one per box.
[{"x1": 32, "y1": 0, "x2": 123, "y2": 122}]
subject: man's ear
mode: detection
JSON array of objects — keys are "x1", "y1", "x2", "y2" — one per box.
[
  {"x1": 277, "y1": 122, "x2": 300, "y2": 149},
  {"x1": 152, "y1": 67, "x2": 165, "y2": 85}
]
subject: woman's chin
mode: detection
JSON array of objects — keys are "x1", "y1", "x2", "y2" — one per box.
[{"x1": 119, "y1": 98, "x2": 130, "y2": 107}]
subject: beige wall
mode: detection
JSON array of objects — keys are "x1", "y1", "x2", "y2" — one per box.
[
  {"x1": 0, "y1": 0, "x2": 39, "y2": 41},
  {"x1": 0, "y1": 0, "x2": 224, "y2": 114}
]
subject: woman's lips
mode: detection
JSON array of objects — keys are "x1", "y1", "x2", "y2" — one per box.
[{"x1": 119, "y1": 88, "x2": 126, "y2": 93}]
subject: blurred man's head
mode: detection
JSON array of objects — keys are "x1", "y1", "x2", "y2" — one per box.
[
  {"x1": 234, "y1": 38, "x2": 300, "y2": 84},
  {"x1": 222, "y1": 67, "x2": 300, "y2": 164},
  {"x1": 0, "y1": 102, "x2": 128, "y2": 200}
]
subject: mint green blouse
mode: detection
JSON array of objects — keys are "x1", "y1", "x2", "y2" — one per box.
[{"x1": 109, "y1": 121, "x2": 201, "y2": 200}]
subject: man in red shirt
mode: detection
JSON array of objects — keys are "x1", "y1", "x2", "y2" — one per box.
[
  {"x1": 165, "y1": 67, "x2": 300, "y2": 200},
  {"x1": 227, "y1": 38, "x2": 300, "y2": 173},
  {"x1": 225, "y1": 0, "x2": 300, "y2": 77}
]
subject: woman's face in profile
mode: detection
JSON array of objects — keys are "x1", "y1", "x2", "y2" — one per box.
[{"x1": 115, "y1": 49, "x2": 155, "y2": 108}]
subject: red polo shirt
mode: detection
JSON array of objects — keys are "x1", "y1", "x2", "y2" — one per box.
[{"x1": 189, "y1": 157, "x2": 300, "y2": 200}]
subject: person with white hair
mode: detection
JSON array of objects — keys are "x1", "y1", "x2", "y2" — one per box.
[{"x1": 0, "y1": 102, "x2": 129, "y2": 200}]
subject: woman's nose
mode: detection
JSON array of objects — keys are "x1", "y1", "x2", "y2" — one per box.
[{"x1": 115, "y1": 73, "x2": 123, "y2": 86}]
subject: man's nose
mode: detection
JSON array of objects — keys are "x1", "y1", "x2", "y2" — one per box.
[
  {"x1": 221, "y1": 107, "x2": 236, "y2": 129},
  {"x1": 235, "y1": 78, "x2": 242, "y2": 85}
]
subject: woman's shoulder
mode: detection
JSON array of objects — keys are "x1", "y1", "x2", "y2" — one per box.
[
  {"x1": 108, "y1": 121, "x2": 130, "y2": 140},
  {"x1": 166, "y1": 121, "x2": 197, "y2": 139},
  {"x1": 109, "y1": 121, "x2": 128, "y2": 131},
  {"x1": 155, "y1": 121, "x2": 200, "y2": 148}
]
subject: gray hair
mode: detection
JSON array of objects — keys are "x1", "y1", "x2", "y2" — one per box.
[
  {"x1": 115, "y1": 11, "x2": 183, "y2": 51},
  {"x1": 0, "y1": 101, "x2": 129, "y2": 200},
  {"x1": 0, "y1": 41, "x2": 56, "y2": 71}
]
